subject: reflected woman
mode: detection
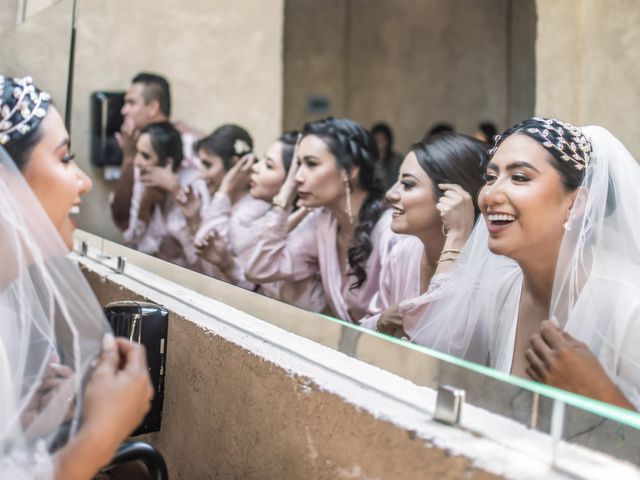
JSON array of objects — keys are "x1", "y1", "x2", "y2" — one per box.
[
  {"x1": 245, "y1": 117, "x2": 397, "y2": 323},
  {"x1": 191, "y1": 125, "x2": 269, "y2": 286},
  {"x1": 0, "y1": 75, "x2": 152, "y2": 479},
  {"x1": 123, "y1": 121, "x2": 203, "y2": 268},
  {"x1": 411, "y1": 117, "x2": 640, "y2": 410},
  {"x1": 244, "y1": 131, "x2": 325, "y2": 311},
  {"x1": 360, "y1": 133, "x2": 488, "y2": 337}
]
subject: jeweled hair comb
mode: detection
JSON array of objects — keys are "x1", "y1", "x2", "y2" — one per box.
[
  {"x1": 0, "y1": 75, "x2": 51, "y2": 146},
  {"x1": 490, "y1": 117, "x2": 592, "y2": 170}
]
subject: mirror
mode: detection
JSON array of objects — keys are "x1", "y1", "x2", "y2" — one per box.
[{"x1": 5, "y1": 0, "x2": 640, "y2": 466}]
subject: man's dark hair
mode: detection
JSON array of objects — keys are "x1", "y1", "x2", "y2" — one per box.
[{"x1": 132, "y1": 72, "x2": 171, "y2": 117}]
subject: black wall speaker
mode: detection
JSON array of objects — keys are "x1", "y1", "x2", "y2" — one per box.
[
  {"x1": 90, "y1": 91, "x2": 125, "y2": 167},
  {"x1": 103, "y1": 301, "x2": 168, "y2": 436}
]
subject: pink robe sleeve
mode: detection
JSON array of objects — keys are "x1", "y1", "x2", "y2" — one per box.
[
  {"x1": 360, "y1": 240, "x2": 400, "y2": 330},
  {"x1": 244, "y1": 207, "x2": 320, "y2": 284}
]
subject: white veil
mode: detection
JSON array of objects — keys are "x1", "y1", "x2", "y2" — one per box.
[
  {"x1": 0, "y1": 146, "x2": 107, "y2": 478},
  {"x1": 408, "y1": 123, "x2": 640, "y2": 408}
]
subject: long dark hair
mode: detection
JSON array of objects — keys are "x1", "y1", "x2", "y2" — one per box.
[
  {"x1": 411, "y1": 132, "x2": 488, "y2": 219},
  {"x1": 370, "y1": 122, "x2": 394, "y2": 163},
  {"x1": 303, "y1": 117, "x2": 386, "y2": 290},
  {"x1": 279, "y1": 130, "x2": 300, "y2": 172},
  {"x1": 194, "y1": 124, "x2": 253, "y2": 171}
]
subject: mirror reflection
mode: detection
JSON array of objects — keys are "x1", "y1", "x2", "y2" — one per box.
[
  {"x1": 67, "y1": 0, "x2": 640, "y2": 413},
  {"x1": 4, "y1": 0, "x2": 640, "y2": 465}
]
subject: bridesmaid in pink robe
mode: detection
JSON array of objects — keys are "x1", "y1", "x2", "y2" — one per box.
[
  {"x1": 245, "y1": 118, "x2": 399, "y2": 323},
  {"x1": 243, "y1": 131, "x2": 325, "y2": 312},
  {"x1": 360, "y1": 133, "x2": 489, "y2": 337},
  {"x1": 187, "y1": 125, "x2": 268, "y2": 287},
  {"x1": 123, "y1": 121, "x2": 206, "y2": 269}
]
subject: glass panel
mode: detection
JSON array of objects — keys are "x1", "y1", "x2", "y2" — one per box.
[
  {"x1": 74, "y1": 229, "x2": 640, "y2": 467},
  {"x1": 0, "y1": 0, "x2": 74, "y2": 120}
]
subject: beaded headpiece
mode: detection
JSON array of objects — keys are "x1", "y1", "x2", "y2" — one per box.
[
  {"x1": 489, "y1": 117, "x2": 592, "y2": 170},
  {"x1": 0, "y1": 75, "x2": 51, "y2": 146}
]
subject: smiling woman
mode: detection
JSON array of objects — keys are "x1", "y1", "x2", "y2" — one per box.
[
  {"x1": 244, "y1": 117, "x2": 396, "y2": 323},
  {"x1": 410, "y1": 117, "x2": 640, "y2": 411},
  {"x1": 0, "y1": 75, "x2": 153, "y2": 480}
]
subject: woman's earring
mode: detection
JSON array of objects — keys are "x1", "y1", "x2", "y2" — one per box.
[
  {"x1": 345, "y1": 180, "x2": 353, "y2": 224},
  {"x1": 563, "y1": 220, "x2": 572, "y2": 231}
]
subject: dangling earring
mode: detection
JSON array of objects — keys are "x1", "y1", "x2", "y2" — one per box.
[
  {"x1": 563, "y1": 221, "x2": 572, "y2": 231},
  {"x1": 345, "y1": 180, "x2": 353, "y2": 224}
]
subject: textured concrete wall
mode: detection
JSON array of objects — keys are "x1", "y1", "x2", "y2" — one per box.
[
  {"x1": 535, "y1": 0, "x2": 640, "y2": 157},
  {"x1": 0, "y1": 0, "x2": 73, "y2": 109},
  {"x1": 83, "y1": 267, "x2": 503, "y2": 480},
  {"x1": 284, "y1": 0, "x2": 536, "y2": 152},
  {"x1": 70, "y1": 0, "x2": 284, "y2": 240}
]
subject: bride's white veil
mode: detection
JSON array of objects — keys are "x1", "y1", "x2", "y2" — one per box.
[
  {"x1": 0, "y1": 143, "x2": 108, "y2": 477},
  {"x1": 407, "y1": 119, "x2": 640, "y2": 408}
]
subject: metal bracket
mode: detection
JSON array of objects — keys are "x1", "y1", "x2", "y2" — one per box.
[
  {"x1": 78, "y1": 240, "x2": 88, "y2": 256},
  {"x1": 115, "y1": 256, "x2": 126, "y2": 274},
  {"x1": 434, "y1": 385, "x2": 465, "y2": 426}
]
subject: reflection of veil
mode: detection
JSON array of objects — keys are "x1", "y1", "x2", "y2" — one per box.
[
  {"x1": 0, "y1": 146, "x2": 107, "y2": 477},
  {"x1": 408, "y1": 125, "x2": 640, "y2": 408}
]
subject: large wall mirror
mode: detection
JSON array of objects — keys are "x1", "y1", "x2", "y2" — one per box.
[{"x1": 3, "y1": 0, "x2": 640, "y2": 468}]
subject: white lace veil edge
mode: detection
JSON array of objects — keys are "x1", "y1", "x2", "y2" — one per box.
[{"x1": 0, "y1": 146, "x2": 107, "y2": 477}]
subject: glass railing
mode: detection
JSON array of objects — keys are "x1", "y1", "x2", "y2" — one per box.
[{"x1": 73, "y1": 229, "x2": 640, "y2": 469}]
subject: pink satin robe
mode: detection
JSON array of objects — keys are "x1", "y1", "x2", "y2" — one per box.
[
  {"x1": 245, "y1": 207, "x2": 399, "y2": 322},
  {"x1": 360, "y1": 236, "x2": 452, "y2": 332}
]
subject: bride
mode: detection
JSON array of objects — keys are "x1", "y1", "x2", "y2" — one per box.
[
  {"x1": 0, "y1": 75, "x2": 153, "y2": 479},
  {"x1": 410, "y1": 117, "x2": 640, "y2": 410}
]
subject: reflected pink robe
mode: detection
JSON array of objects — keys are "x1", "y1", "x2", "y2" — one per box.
[
  {"x1": 123, "y1": 165, "x2": 208, "y2": 268},
  {"x1": 194, "y1": 192, "x2": 270, "y2": 287},
  {"x1": 245, "y1": 207, "x2": 399, "y2": 322},
  {"x1": 239, "y1": 209, "x2": 326, "y2": 312},
  {"x1": 360, "y1": 236, "x2": 452, "y2": 332}
]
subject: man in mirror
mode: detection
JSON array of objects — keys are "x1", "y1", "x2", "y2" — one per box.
[{"x1": 110, "y1": 72, "x2": 200, "y2": 232}]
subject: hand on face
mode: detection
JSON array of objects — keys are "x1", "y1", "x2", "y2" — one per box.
[
  {"x1": 115, "y1": 117, "x2": 140, "y2": 159},
  {"x1": 377, "y1": 304, "x2": 407, "y2": 339},
  {"x1": 218, "y1": 154, "x2": 254, "y2": 197},
  {"x1": 436, "y1": 183, "x2": 475, "y2": 242},
  {"x1": 140, "y1": 163, "x2": 180, "y2": 194},
  {"x1": 276, "y1": 137, "x2": 302, "y2": 207},
  {"x1": 526, "y1": 320, "x2": 634, "y2": 409},
  {"x1": 83, "y1": 334, "x2": 153, "y2": 443}
]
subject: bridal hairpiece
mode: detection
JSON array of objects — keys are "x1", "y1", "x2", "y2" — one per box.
[
  {"x1": 490, "y1": 117, "x2": 592, "y2": 171},
  {"x1": 0, "y1": 76, "x2": 51, "y2": 146}
]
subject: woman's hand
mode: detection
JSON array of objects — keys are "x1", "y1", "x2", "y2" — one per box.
[
  {"x1": 176, "y1": 184, "x2": 202, "y2": 220},
  {"x1": 526, "y1": 320, "x2": 635, "y2": 410},
  {"x1": 195, "y1": 230, "x2": 233, "y2": 270},
  {"x1": 377, "y1": 304, "x2": 407, "y2": 339},
  {"x1": 218, "y1": 154, "x2": 254, "y2": 197},
  {"x1": 83, "y1": 335, "x2": 153, "y2": 442},
  {"x1": 140, "y1": 164, "x2": 180, "y2": 195},
  {"x1": 54, "y1": 335, "x2": 154, "y2": 480},
  {"x1": 274, "y1": 135, "x2": 302, "y2": 208},
  {"x1": 436, "y1": 183, "x2": 475, "y2": 246}
]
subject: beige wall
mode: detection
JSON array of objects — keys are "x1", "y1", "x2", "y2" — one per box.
[
  {"x1": 535, "y1": 0, "x2": 640, "y2": 157},
  {"x1": 283, "y1": 0, "x2": 537, "y2": 152},
  {"x1": 82, "y1": 267, "x2": 502, "y2": 480},
  {"x1": 70, "y1": 0, "x2": 284, "y2": 240},
  {"x1": 0, "y1": 0, "x2": 72, "y2": 108}
]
